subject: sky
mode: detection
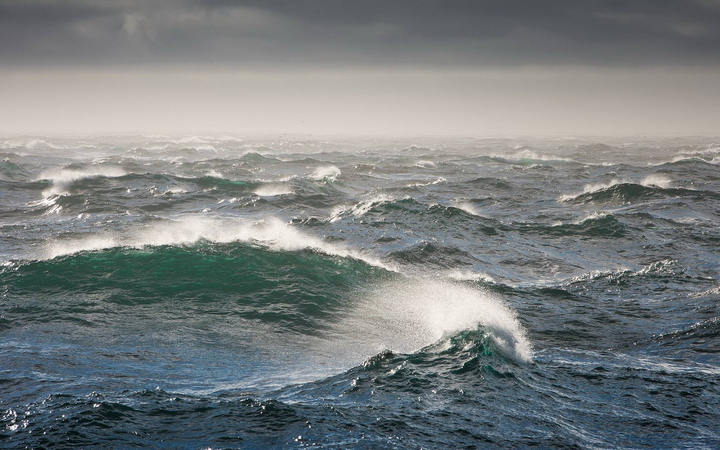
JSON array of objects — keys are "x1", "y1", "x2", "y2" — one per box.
[{"x1": 1, "y1": 0, "x2": 719, "y2": 135}]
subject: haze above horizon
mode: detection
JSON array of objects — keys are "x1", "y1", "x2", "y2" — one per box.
[{"x1": 1, "y1": 0, "x2": 719, "y2": 135}]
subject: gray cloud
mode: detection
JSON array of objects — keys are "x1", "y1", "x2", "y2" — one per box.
[{"x1": 1, "y1": 0, "x2": 720, "y2": 68}]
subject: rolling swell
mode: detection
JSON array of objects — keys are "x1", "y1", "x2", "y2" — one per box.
[
  {"x1": 4, "y1": 228, "x2": 531, "y2": 363},
  {"x1": 331, "y1": 197, "x2": 503, "y2": 235},
  {"x1": 513, "y1": 213, "x2": 628, "y2": 238},
  {"x1": 2, "y1": 243, "x2": 384, "y2": 334}
]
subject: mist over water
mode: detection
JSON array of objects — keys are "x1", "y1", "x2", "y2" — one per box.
[{"x1": 1, "y1": 135, "x2": 719, "y2": 448}]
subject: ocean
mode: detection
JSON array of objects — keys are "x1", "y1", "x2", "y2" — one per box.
[{"x1": 1, "y1": 135, "x2": 718, "y2": 449}]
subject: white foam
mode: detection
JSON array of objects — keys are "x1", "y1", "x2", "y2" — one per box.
[
  {"x1": 164, "y1": 187, "x2": 188, "y2": 194},
  {"x1": 502, "y1": 149, "x2": 574, "y2": 162},
  {"x1": 40, "y1": 166, "x2": 126, "y2": 196},
  {"x1": 329, "y1": 194, "x2": 394, "y2": 221},
  {"x1": 406, "y1": 177, "x2": 447, "y2": 188},
  {"x1": 690, "y1": 287, "x2": 720, "y2": 298},
  {"x1": 559, "y1": 179, "x2": 622, "y2": 202},
  {"x1": 142, "y1": 144, "x2": 170, "y2": 151},
  {"x1": 456, "y1": 202, "x2": 481, "y2": 216},
  {"x1": 653, "y1": 149, "x2": 720, "y2": 166},
  {"x1": 446, "y1": 269, "x2": 495, "y2": 283},
  {"x1": 254, "y1": 184, "x2": 293, "y2": 196},
  {"x1": 192, "y1": 144, "x2": 218, "y2": 152},
  {"x1": 43, "y1": 216, "x2": 395, "y2": 271},
  {"x1": 576, "y1": 211, "x2": 608, "y2": 224},
  {"x1": 310, "y1": 165, "x2": 341, "y2": 181},
  {"x1": 560, "y1": 174, "x2": 675, "y2": 202},
  {"x1": 174, "y1": 136, "x2": 215, "y2": 145},
  {"x1": 339, "y1": 279, "x2": 532, "y2": 363},
  {"x1": 13, "y1": 139, "x2": 64, "y2": 150},
  {"x1": 640, "y1": 174, "x2": 671, "y2": 188}
]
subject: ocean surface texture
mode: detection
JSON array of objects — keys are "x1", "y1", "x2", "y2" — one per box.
[{"x1": 1, "y1": 136, "x2": 719, "y2": 449}]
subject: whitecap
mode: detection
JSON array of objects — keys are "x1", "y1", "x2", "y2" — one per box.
[
  {"x1": 558, "y1": 179, "x2": 622, "y2": 202},
  {"x1": 39, "y1": 166, "x2": 126, "y2": 196},
  {"x1": 310, "y1": 165, "x2": 341, "y2": 181},
  {"x1": 640, "y1": 174, "x2": 671, "y2": 188},
  {"x1": 254, "y1": 184, "x2": 294, "y2": 197},
  {"x1": 339, "y1": 279, "x2": 532, "y2": 363}
]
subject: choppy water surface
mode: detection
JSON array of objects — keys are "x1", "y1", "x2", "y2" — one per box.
[{"x1": 1, "y1": 135, "x2": 719, "y2": 449}]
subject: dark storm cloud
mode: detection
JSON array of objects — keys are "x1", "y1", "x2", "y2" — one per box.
[{"x1": 1, "y1": 0, "x2": 719, "y2": 67}]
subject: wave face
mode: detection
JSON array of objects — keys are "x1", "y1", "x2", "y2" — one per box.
[{"x1": 2, "y1": 135, "x2": 720, "y2": 449}]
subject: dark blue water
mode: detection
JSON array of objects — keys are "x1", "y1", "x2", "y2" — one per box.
[{"x1": 1, "y1": 135, "x2": 719, "y2": 449}]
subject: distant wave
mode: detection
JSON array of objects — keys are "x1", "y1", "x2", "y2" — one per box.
[
  {"x1": 330, "y1": 194, "x2": 396, "y2": 221},
  {"x1": 565, "y1": 259, "x2": 683, "y2": 286},
  {"x1": 39, "y1": 166, "x2": 126, "y2": 196},
  {"x1": 0, "y1": 159, "x2": 32, "y2": 180},
  {"x1": 310, "y1": 165, "x2": 341, "y2": 182},
  {"x1": 404, "y1": 177, "x2": 446, "y2": 188},
  {"x1": 387, "y1": 241, "x2": 481, "y2": 269},
  {"x1": 486, "y1": 150, "x2": 580, "y2": 166},
  {"x1": 514, "y1": 212, "x2": 628, "y2": 238},
  {"x1": 330, "y1": 196, "x2": 503, "y2": 236},
  {"x1": 254, "y1": 184, "x2": 294, "y2": 197},
  {"x1": 464, "y1": 176, "x2": 514, "y2": 190},
  {"x1": 652, "y1": 317, "x2": 720, "y2": 351},
  {"x1": 559, "y1": 176, "x2": 718, "y2": 204},
  {"x1": 653, "y1": 146, "x2": 720, "y2": 166},
  {"x1": 1, "y1": 138, "x2": 64, "y2": 150}
]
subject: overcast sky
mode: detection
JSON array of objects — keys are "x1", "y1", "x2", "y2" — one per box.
[{"x1": 1, "y1": 0, "x2": 719, "y2": 135}]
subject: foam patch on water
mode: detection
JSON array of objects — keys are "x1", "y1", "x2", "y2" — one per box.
[
  {"x1": 42, "y1": 216, "x2": 395, "y2": 271},
  {"x1": 40, "y1": 166, "x2": 126, "y2": 196},
  {"x1": 340, "y1": 279, "x2": 532, "y2": 363}
]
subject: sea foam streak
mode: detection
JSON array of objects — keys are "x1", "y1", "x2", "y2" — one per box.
[{"x1": 42, "y1": 216, "x2": 395, "y2": 271}]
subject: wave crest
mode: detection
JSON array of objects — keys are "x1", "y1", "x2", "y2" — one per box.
[
  {"x1": 342, "y1": 279, "x2": 532, "y2": 363},
  {"x1": 40, "y1": 166, "x2": 126, "y2": 196},
  {"x1": 42, "y1": 216, "x2": 394, "y2": 271}
]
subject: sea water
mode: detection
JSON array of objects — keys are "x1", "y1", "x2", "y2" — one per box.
[{"x1": 1, "y1": 135, "x2": 719, "y2": 448}]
